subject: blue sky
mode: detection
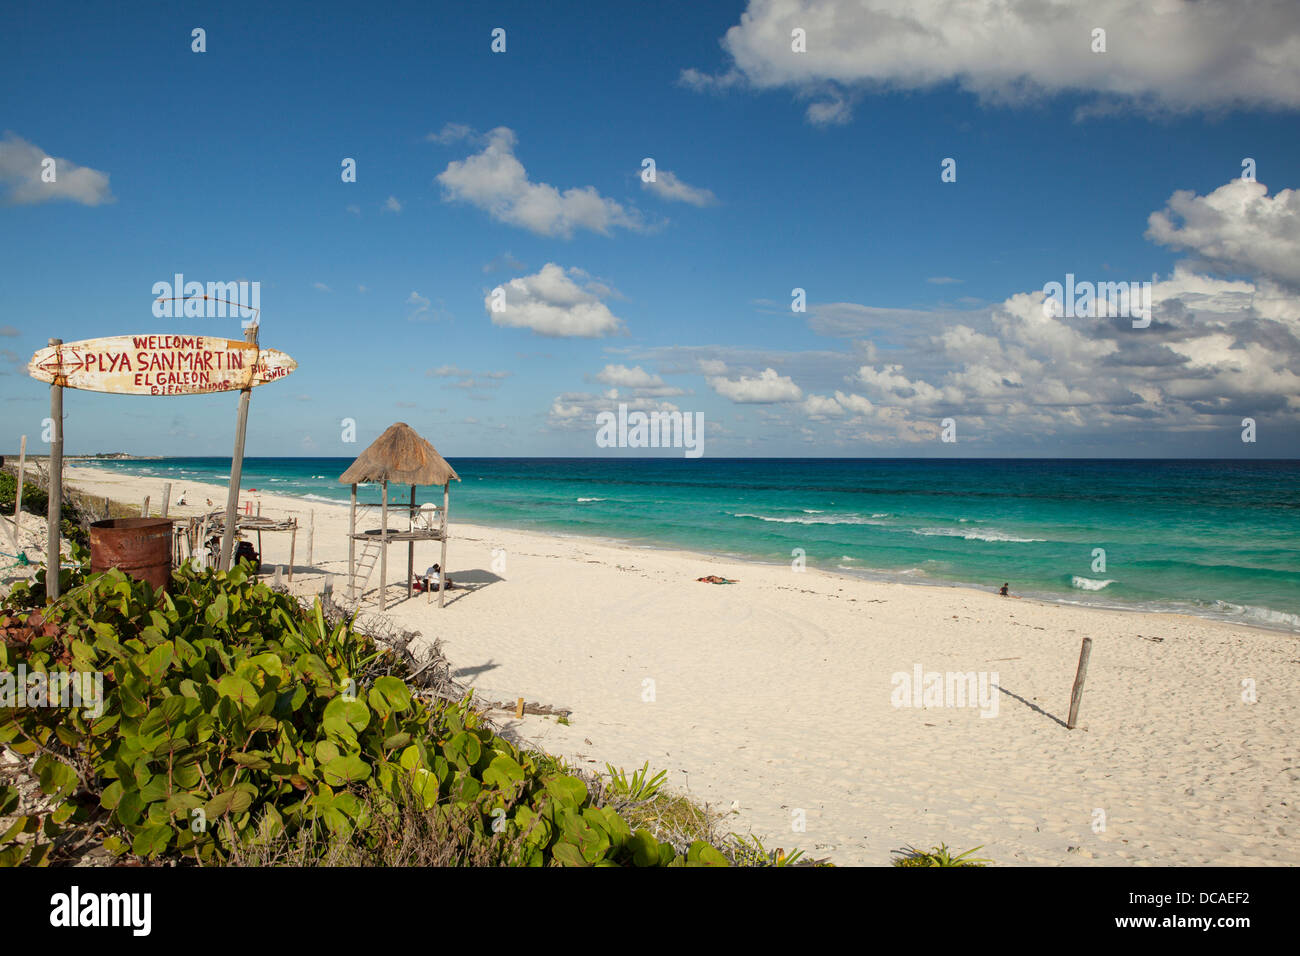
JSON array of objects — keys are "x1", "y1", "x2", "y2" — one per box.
[{"x1": 3, "y1": 0, "x2": 1299, "y2": 458}]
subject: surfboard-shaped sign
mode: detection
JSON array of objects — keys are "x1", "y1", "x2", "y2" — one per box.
[{"x1": 28, "y1": 335, "x2": 296, "y2": 395}]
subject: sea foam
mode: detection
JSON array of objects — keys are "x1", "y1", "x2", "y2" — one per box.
[{"x1": 1071, "y1": 575, "x2": 1115, "y2": 591}]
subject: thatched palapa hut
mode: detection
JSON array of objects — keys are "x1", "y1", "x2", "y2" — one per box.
[{"x1": 339, "y1": 422, "x2": 461, "y2": 609}]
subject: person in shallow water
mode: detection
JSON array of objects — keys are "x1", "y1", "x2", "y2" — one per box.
[{"x1": 999, "y1": 582, "x2": 1010, "y2": 596}]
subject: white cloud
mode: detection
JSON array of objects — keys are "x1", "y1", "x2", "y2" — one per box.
[
  {"x1": 488, "y1": 263, "x2": 625, "y2": 337},
  {"x1": 926, "y1": 276, "x2": 963, "y2": 285},
  {"x1": 802, "y1": 393, "x2": 845, "y2": 418},
  {"x1": 383, "y1": 196, "x2": 403, "y2": 213},
  {"x1": 438, "y1": 127, "x2": 643, "y2": 238},
  {"x1": 709, "y1": 367, "x2": 803, "y2": 403},
  {"x1": 0, "y1": 132, "x2": 113, "y2": 206},
  {"x1": 700, "y1": 176, "x2": 1300, "y2": 447},
  {"x1": 684, "y1": 0, "x2": 1300, "y2": 124},
  {"x1": 313, "y1": 282, "x2": 332, "y2": 293},
  {"x1": 642, "y1": 169, "x2": 718, "y2": 206},
  {"x1": 407, "y1": 291, "x2": 431, "y2": 320},
  {"x1": 592, "y1": 363, "x2": 686, "y2": 397},
  {"x1": 1146, "y1": 179, "x2": 1300, "y2": 288},
  {"x1": 547, "y1": 390, "x2": 682, "y2": 430},
  {"x1": 593, "y1": 364, "x2": 664, "y2": 388},
  {"x1": 426, "y1": 123, "x2": 479, "y2": 145},
  {"x1": 428, "y1": 364, "x2": 511, "y2": 392}
]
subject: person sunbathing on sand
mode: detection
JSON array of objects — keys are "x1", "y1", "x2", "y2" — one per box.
[{"x1": 697, "y1": 575, "x2": 738, "y2": 584}]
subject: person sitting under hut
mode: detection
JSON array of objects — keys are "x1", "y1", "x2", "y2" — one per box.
[{"x1": 422, "y1": 563, "x2": 452, "y2": 592}]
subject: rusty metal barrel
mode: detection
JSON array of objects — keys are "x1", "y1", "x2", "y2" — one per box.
[{"x1": 90, "y1": 517, "x2": 174, "y2": 591}]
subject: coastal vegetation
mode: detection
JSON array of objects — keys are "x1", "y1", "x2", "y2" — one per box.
[
  {"x1": 892, "y1": 843, "x2": 990, "y2": 867},
  {"x1": 0, "y1": 559, "x2": 787, "y2": 867}
]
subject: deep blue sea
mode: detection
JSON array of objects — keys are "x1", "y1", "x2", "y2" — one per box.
[{"x1": 84, "y1": 457, "x2": 1300, "y2": 632}]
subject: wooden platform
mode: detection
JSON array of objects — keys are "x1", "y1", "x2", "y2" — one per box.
[{"x1": 349, "y1": 528, "x2": 446, "y2": 543}]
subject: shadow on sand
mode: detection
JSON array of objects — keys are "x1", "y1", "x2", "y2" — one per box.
[{"x1": 996, "y1": 684, "x2": 1069, "y2": 729}]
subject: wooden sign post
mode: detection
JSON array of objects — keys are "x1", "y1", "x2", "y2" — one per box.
[
  {"x1": 218, "y1": 325, "x2": 258, "y2": 571},
  {"x1": 46, "y1": 340, "x2": 64, "y2": 601},
  {"x1": 27, "y1": 329, "x2": 296, "y2": 582}
]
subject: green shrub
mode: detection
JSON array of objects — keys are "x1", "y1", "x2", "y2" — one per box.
[
  {"x1": 892, "y1": 843, "x2": 990, "y2": 867},
  {"x1": 0, "y1": 564, "x2": 729, "y2": 866},
  {"x1": 0, "y1": 471, "x2": 49, "y2": 517}
]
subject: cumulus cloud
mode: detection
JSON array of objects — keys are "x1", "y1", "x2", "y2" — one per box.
[
  {"x1": 0, "y1": 132, "x2": 114, "y2": 206},
  {"x1": 383, "y1": 196, "x2": 403, "y2": 213},
  {"x1": 709, "y1": 367, "x2": 804, "y2": 403},
  {"x1": 591, "y1": 363, "x2": 686, "y2": 397},
  {"x1": 438, "y1": 127, "x2": 643, "y2": 238},
  {"x1": 802, "y1": 393, "x2": 845, "y2": 418},
  {"x1": 1146, "y1": 179, "x2": 1300, "y2": 289},
  {"x1": 488, "y1": 263, "x2": 625, "y2": 337},
  {"x1": 683, "y1": 0, "x2": 1300, "y2": 124},
  {"x1": 714, "y1": 175, "x2": 1300, "y2": 447},
  {"x1": 592, "y1": 364, "x2": 664, "y2": 388},
  {"x1": 642, "y1": 169, "x2": 718, "y2": 206},
  {"x1": 547, "y1": 390, "x2": 682, "y2": 430}
]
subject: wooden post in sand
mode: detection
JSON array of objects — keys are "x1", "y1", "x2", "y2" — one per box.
[
  {"x1": 160, "y1": 482, "x2": 171, "y2": 518},
  {"x1": 288, "y1": 520, "x2": 297, "y2": 583},
  {"x1": 438, "y1": 480, "x2": 449, "y2": 609},
  {"x1": 379, "y1": 480, "x2": 389, "y2": 611},
  {"x1": 8, "y1": 435, "x2": 25, "y2": 550},
  {"x1": 407, "y1": 485, "x2": 415, "y2": 599},
  {"x1": 140, "y1": 495, "x2": 150, "y2": 517},
  {"x1": 1067, "y1": 638, "x2": 1092, "y2": 730},
  {"x1": 306, "y1": 510, "x2": 314, "y2": 567},
  {"x1": 347, "y1": 484, "x2": 357, "y2": 599},
  {"x1": 46, "y1": 340, "x2": 63, "y2": 602}
]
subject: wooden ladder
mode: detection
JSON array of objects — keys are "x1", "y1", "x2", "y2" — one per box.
[{"x1": 349, "y1": 539, "x2": 381, "y2": 600}]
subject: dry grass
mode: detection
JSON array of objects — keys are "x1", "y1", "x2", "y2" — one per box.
[{"x1": 225, "y1": 782, "x2": 535, "y2": 867}]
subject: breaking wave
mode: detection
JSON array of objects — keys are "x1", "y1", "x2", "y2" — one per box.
[
  {"x1": 1071, "y1": 575, "x2": 1115, "y2": 591},
  {"x1": 912, "y1": 527, "x2": 1045, "y2": 543},
  {"x1": 733, "y1": 512, "x2": 887, "y2": 526}
]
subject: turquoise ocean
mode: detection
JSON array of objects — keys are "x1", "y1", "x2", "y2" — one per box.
[{"x1": 84, "y1": 457, "x2": 1300, "y2": 632}]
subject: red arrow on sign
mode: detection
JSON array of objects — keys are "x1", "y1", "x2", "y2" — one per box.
[{"x1": 34, "y1": 348, "x2": 85, "y2": 376}]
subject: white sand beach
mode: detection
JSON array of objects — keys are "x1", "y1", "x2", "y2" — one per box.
[{"x1": 40, "y1": 464, "x2": 1300, "y2": 866}]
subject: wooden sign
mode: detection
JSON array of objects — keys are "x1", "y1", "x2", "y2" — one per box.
[{"x1": 28, "y1": 335, "x2": 296, "y2": 395}]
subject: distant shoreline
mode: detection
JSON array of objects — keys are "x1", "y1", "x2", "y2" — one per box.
[{"x1": 1, "y1": 454, "x2": 163, "y2": 461}]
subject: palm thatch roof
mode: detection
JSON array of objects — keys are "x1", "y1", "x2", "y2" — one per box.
[{"x1": 338, "y1": 422, "x2": 460, "y2": 486}]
